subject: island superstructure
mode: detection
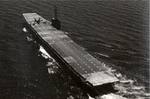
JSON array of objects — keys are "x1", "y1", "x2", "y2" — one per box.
[{"x1": 22, "y1": 12, "x2": 118, "y2": 96}]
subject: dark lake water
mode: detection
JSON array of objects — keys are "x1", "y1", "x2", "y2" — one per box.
[{"x1": 0, "y1": 0, "x2": 149, "y2": 99}]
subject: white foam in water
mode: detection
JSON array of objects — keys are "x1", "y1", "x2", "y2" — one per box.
[
  {"x1": 48, "y1": 68, "x2": 55, "y2": 74},
  {"x1": 99, "y1": 63, "x2": 150, "y2": 99},
  {"x1": 132, "y1": 86, "x2": 145, "y2": 90},
  {"x1": 87, "y1": 94, "x2": 95, "y2": 99},
  {"x1": 120, "y1": 79, "x2": 134, "y2": 85},
  {"x1": 39, "y1": 46, "x2": 51, "y2": 59},
  {"x1": 67, "y1": 95, "x2": 74, "y2": 99},
  {"x1": 46, "y1": 62, "x2": 53, "y2": 67},
  {"x1": 100, "y1": 93, "x2": 127, "y2": 99},
  {"x1": 26, "y1": 36, "x2": 33, "y2": 42},
  {"x1": 38, "y1": 45, "x2": 150, "y2": 98},
  {"x1": 38, "y1": 46, "x2": 58, "y2": 74},
  {"x1": 97, "y1": 53, "x2": 109, "y2": 58},
  {"x1": 115, "y1": 73, "x2": 122, "y2": 78},
  {"x1": 22, "y1": 27, "x2": 28, "y2": 32},
  {"x1": 46, "y1": 61, "x2": 58, "y2": 74},
  {"x1": 114, "y1": 74, "x2": 150, "y2": 99}
]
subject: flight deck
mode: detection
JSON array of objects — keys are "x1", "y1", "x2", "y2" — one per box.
[{"x1": 23, "y1": 13, "x2": 118, "y2": 87}]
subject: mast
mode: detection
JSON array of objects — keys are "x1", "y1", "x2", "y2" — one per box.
[
  {"x1": 51, "y1": 6, "x2": 61, "y2": 30},
  {"x1": 54, "y1": 6, "x2": 57, "y2": 19}
]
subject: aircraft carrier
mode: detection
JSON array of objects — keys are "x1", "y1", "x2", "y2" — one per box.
[{"x1": 22, "y1": 10, "x2": 119, "y2": 96}]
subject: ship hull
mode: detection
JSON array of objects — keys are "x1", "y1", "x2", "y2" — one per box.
[
  {"x1": 23, "y1": 23, "x2": 117, "y2": 97},
  {"x1": 22, "y1": 13, "x2": 118, "y2": 97}
]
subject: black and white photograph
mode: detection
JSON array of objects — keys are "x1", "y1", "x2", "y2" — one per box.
[{"x1": 0, "y1": 0, "x2": 149, "y2": 99}]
